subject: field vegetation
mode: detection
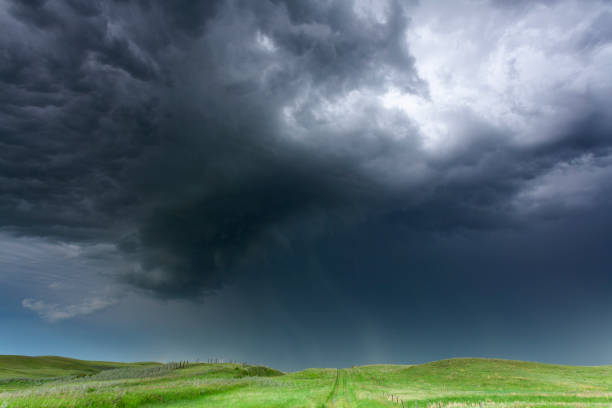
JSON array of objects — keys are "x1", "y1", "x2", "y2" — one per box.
[{"x1": 1, "y1": 356, "x2": 611, "y2": 407}]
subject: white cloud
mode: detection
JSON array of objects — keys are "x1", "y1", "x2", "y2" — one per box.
[
  {"x1": 22, "y1": 296, "x2": 118, "y2": 323},
  {"x1": 386, "y1": 0, "x2": 612, "y2": 152}
]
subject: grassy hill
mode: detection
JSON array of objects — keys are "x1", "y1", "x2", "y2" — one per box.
[
  {"x1": 0, "y1": 355, "x2": 159, "y2": 379},
  {"x1": 348, "y1": 358, "x2": 612, "y2": 407},
  {"x1": 1, "y1": 357, "x2": 611, "y2": 407},
  {"x1": 355, "y1": 358, "x2": 612, "y2": 392}
]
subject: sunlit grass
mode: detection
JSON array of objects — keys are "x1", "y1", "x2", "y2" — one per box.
[{"x1": 1, "y1": 357, "x2": 611, "y2": 407}]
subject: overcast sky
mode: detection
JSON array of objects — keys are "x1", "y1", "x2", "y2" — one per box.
[{"x1": 2, "y1": 0, "x2": 612, "y2": 371}]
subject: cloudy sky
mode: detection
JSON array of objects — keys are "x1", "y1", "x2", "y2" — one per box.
[{"x1": 2, "y1": 0, "x2": 612, "y2": 371}]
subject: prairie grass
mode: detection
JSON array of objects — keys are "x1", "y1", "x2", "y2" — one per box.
[
  {"x1": 0, "y1": 355, "x2": 158, "y2": 380},
  {"x1": 1, "y1": 357, "x2": 611, "y2": 407}
]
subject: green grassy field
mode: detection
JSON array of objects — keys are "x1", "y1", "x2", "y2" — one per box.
[
  {"x1": 0, "y1": 355, "x2": 159, "y2": 380},
  {"x1": 1, "y1": 356, "x2": 611, "y2": 407}
]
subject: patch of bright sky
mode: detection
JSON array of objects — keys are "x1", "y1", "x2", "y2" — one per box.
[
  {"x1": 381, "y1": 0, "x2": 612, "y2": 153},
  {"x1": 255, "y1": 30, "x2": 276, "y2": 52},
  {"x1": 353, "y1": 0, "x2": 391, "y2": 25},
  {"x1": 0, "y1": 233, "x2": 126, "y2": 321}
]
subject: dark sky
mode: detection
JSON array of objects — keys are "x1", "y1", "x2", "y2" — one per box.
[{"x1": 2, "y1": 0, "x2": 612, "y2": 371}]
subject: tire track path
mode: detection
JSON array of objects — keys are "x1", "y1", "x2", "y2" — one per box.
[{"x1": 327, "y1": 369, "x2": 357, "y2": 407}]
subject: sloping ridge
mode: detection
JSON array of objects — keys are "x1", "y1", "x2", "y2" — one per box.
[
  {"x1": 392, "y1": 357, "x2": 612, "y2": 391},
  {"x1": 0, "y1": 355, "x2": 159, "y2": 379}
]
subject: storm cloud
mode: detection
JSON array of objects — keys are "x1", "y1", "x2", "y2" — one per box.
[{"x1": 2, "y1": 0, "x2": 612, "y2": 305}]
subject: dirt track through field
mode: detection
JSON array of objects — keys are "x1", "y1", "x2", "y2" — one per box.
[{"x1": 327, "y1": 369, "x2": 357, "y2": 408}]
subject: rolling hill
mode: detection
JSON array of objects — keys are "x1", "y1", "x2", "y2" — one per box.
[
  {"x1": 0, "y1": 355, "x2": 159, "y2": 379},
  {"x1": 1, "y1": 356, "x2": 612, "y2": 407}
]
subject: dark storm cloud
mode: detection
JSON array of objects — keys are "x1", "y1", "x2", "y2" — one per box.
[{"x1": 2, "y1": 0, "x2": 612, "y2": 300}]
